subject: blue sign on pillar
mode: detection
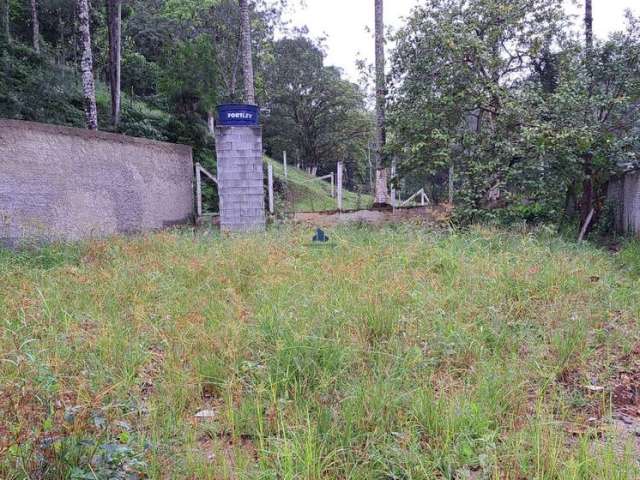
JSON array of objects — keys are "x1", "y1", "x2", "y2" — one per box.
[{"x1": 216, "y1": 104, "x2": 260, "y2": 126}]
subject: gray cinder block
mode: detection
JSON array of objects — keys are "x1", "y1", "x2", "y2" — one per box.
[{"x1": 215, "y1": 126, "x2": 265, "y2": 232}]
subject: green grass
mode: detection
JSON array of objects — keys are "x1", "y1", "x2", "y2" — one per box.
[
  {"x1": 1, "y1": 226, "x2": 640, "y2": 479},
  {"x1": 269, "y1": 160, "x2": 373, "y2": 212}
]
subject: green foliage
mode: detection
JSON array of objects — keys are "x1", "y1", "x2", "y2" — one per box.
[
  {"x1": 121, "y1": 50, "x2": 160, "y2": 97},
  {"x1": 0, "y1": 43, "x2": 85, "y2": 126},
  {"x1": 618, "y1": 239, "x2": 640, "y2": 279},
  {"x1": 389, "y1": 0, "x2": 640, "y2": 229},
  {"x1": 118, "y1": 102, "x2": 171, "y2": 142},
  {"x1": 159, "y1": 34, "x2": 219, "y2": 115}
]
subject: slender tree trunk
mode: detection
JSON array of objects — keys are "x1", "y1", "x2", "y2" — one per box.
[
  {"x1": 230, "y1": 41, "x2": 241, "y2": 98},
  {"x1": 374, "y1": 0, "x2": 388, "y2": 205},
  {"x1": 239, "y1": 0, "x2": 255, "y2": 104},
  {"x1": 106, "y1": 0, "x2": 121, "y2": 127},
  {"x1": 579, "y1": 0, "x2": 594, "y2": 232},
  {"x1": 585, "y1": 0, "x2": 593, "y2": 60},
  {"x1": 77, "y1": 0, "x2": 98, "y2": 130},
  {"x1": 448, "y1": 159, "x2": 454, "y2": 205},
  {"x1": 58, "y1": 8, "x2": 64, "y2": 64},
  {"x1": 207, "y1": 111, "x2": 215, "y2": 135},
  {"x1": 2, "y1": 0, "x2": 10, "y2": 44},
  {"x1": 31, "y1": 0, "x2": 40, "y2": 52}
]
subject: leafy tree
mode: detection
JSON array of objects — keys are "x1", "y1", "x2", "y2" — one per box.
[
  {"x1": 388, "y1": 0, "x2": 571, "y2": 221},
  {"x1": 263, "y1": 36, "x2": 372, "y2": 177},
  {"x1": 159, "y1": 34, "x2": 218, "y2": 117},
  {"x1": 544, "y1": 15, "x2": 640, "y2": 230},
  {"x1": 388, "y1": 0, "x2": 640, "y2": 230}
]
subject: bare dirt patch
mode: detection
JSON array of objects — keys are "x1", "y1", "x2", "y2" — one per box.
[{"x1": 290, "y1": 204, "x2": 452, "y2": 227}]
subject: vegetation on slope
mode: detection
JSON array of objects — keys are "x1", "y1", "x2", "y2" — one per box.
[
  {"x1": 269, "y1": 160, "x2": 373, "y2": 213},
  {"x1": 1, "y1": 226, "x2": 640, "y2": 478}
]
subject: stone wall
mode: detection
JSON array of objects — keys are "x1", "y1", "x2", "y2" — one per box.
[
  {"x1": 214, "y1": 126, "x2": 265, "y2": 232},
  {"x1": 607, "y1": 171, "x2": 640, "y2": 235},
  {"x1": 0, "y1": 119, "x2": 194, "y2": 246}
]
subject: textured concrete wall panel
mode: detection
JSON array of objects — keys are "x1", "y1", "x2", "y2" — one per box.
[{"x1": 0, "y1": 119, "x2": 193, "y2": 246}]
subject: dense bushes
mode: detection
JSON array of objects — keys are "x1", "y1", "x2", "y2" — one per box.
[{"x1": 0, "y1": 43, "x2": 86, "y2": 127}]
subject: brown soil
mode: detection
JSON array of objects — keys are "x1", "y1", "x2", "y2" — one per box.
[{"x1": 290, "y1": 204, "x2": 452, "y2": 227}]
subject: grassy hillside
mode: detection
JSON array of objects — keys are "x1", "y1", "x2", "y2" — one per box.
[
  {"x1": 2, "y1": 226, "x2": 640, "y2": 478},
  {"x1": 269, "y1": 160, "x2": 373, "y2": 213}
]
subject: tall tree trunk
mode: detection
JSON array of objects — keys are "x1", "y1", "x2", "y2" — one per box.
[
  {"x1": 31, "y1": 0, "x2": 39, "y2": 52},
  {"x1": 585, "y1": 0, "x2": 593, "y2": 61},
  {"x1": 374, "y1": 0, "x2": 388, "y2": 205},
  {"x1": 239, "y1": 0, "x2": 255, "y2": 104},
  {"x1": 106, "y1": 0, "x2": 121, "y2": 127},
  {"x1": 230, "y1": 41, "x2": 241, "y2": 98},
  {"x1": 2, "y1": 0, "x2": 10, "y2": 44},
  {"x1": 77, "y1": 0, "x2": 98, "y2": 130},
  {"x1": 58, "y1": 8, "x2": 64, "y2": 65},
  {"x1": 580, "y1": 0, "x2": 594, "y2": 231}
]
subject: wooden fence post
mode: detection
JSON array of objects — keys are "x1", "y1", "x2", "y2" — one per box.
[
  {"x1": 268, "y1": 163, "x2": 274, "y2": 214},
  {"x1": 283, "y1": 151, "x2": 287, "y2": 179},
  {"x1": 331, "y1": 172, "x2": 335, "y2": 198},
  {"x1": 391, "y1": 159, "x2": 397, "y2": 208},
  {"x1": 337, "y1": 162, "x2": 343, "y2": 211},
  {"x1": 195, "y1": 163, "x2": 202, "y2": 217}
]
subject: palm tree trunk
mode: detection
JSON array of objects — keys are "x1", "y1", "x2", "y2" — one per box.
[
  {"x1": 31, "y1": 0, "x2": 40, "y2": 52},
  {"x1": 106, "y1": 0, "x2": 122, "y2": 127},
  {"x1": 77, "y1": 0, "x2": 98, "y2": 130},
  {"x1": 374, "y1": 0, "x2": 388, "y2": 205},
  {"x1": 239, "y1": 0, "x2": 255, "y2": 104}
]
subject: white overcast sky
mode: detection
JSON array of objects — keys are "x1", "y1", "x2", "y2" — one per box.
[{"x1": 281, "y1": 0, "x2": 640, "y2": 81}]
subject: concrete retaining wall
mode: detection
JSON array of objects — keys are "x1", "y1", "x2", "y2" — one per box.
[
  {"x1": 608, "y1": 171, "x2": 640, "y2": 235},
  {"x1": 0, "y1": 119, "x2": 194, "y2": 246},
  {"x1": 215, "y1": 126, "x2": 265, "y2": 232}
]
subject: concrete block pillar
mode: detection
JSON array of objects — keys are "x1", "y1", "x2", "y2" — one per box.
[{"x1": 215, "y1": 126, "x2": 265, "y2": 232}]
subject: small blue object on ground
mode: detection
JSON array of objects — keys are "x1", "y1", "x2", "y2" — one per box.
[{"x1": 312, "y1": 228, "x2": 329, "y2": 243}]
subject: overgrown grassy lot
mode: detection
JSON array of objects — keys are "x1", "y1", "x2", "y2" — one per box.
[{"x1": 1, "y1": 226, "x2": 640, "y2": 479}]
